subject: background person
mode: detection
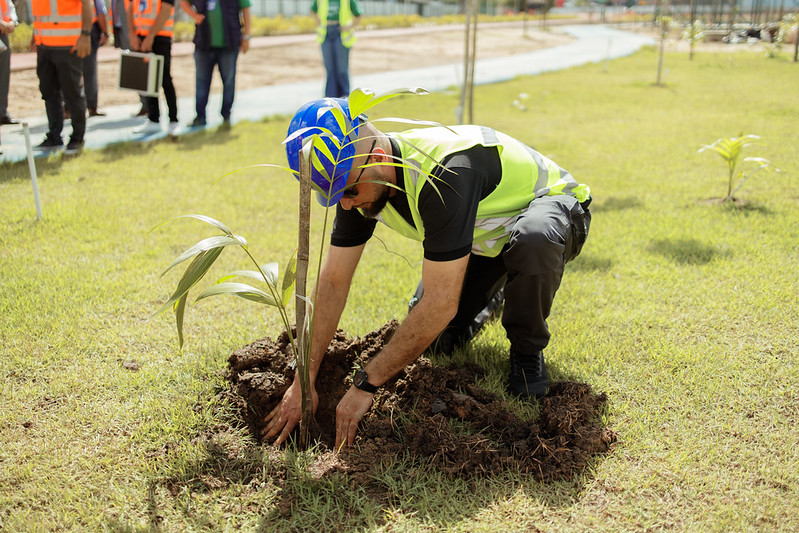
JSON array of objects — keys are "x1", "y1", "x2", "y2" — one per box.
[
  {"x1": 265, "y1": 98, "x2": 592, "y2": 449},
  {"x1": 31, "y1": 0, "x2": 93, "y2": 154},
  {"x1": 180, "y1": 0, "x2": 251, "y2": 128},
  {"x1": 0, "y1": 0, "x2": 19, "y2": 125},
  {"x1": 311, "y1": 0, "x2": 361, "y2": 98},
  {"x1": 128, "y1": 0, "x2": 179, "y2": 135}
]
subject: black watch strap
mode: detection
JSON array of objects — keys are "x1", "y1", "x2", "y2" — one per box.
[{"x1": 353, "y1": 369, "x2": 379, "y2": 394}]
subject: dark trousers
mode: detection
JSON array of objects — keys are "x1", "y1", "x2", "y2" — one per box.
[
  {"x1": 37, "y1": 46, "x2": 86, "y2": 143},
  {"x1": 194, "y1": 47, "x2": 239, "y2": 120},
  {"x1": 82, "y1": 23, "x2": 103, "y2": 109},
  {"x1": 417, "y1": 195, "x2": 591, "y2": 355},
  {"x1": 320, "y1": 25, "x2": 350, "y2": 98},
  {"x1": 0, "y1": 33, "x2": 10, "y2": 117},
  {"x1": 135, "y1": 34, "x2": 178, "y2": 123}
]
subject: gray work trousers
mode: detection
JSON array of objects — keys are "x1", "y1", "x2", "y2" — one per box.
[{"x1": 417, "y1": 195, "x2": 591, "y2": 355}]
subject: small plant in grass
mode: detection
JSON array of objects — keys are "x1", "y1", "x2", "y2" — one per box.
[
  {"x1": 698, "y1": 133, "x2": 775, "y2": 202},
  {"x1": 681, "y1": 19, "x2": 704, "y2": 60},
  {"x1": 152, "y1": 87, "x2": 443, "y2": 447}
]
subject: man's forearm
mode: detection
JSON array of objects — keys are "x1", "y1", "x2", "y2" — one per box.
[
  {"x1": 241, "y1": 7, "x2": 251, "y2": 35},
  {"x1": 126, "y1": 3, "x2": 136, "y2": 37},
  {"x1": 149, "y1": 4, "x2": 173, "y2": 36},
  {"x1": 363, "y1": 294, "x2": 455, "y2": 387},
  {"x1": 81, "y1": 0, "x2": 93, "y2": 31},
  {"x1": 363, "y1": 255, "x2": 468, "y2": 387}
]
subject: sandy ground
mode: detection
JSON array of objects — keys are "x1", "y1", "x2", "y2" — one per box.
[
  {"x1": 10, "y1": 24, "x2": 577, "y2": 119},
  {"x1": 11, "y1": 22, "x2": 776, "y2": 120}
]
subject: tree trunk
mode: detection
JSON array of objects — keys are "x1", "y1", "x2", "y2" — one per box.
[
  {"x1": 467, "y1": 0, "x2": 478, "y2": 123},
  {"x1": 459, "y1": 0, "x2": 476, "y2": 124},
  {"x1": 689, "y1": 0, "x2": 696, "y2": 61},
  {"x1": 296, "y1": 145, "x2": 313, "y2": 448},
  {"x1": 656, "y1": 12, "x2": 667, "y2": 85}
]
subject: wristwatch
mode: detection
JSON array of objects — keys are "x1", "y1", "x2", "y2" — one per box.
[
  {"x1": 352, "y1": 369, "x2": 379, "y2": 394},
  {"x1": 80, "y1": 30, "x2": 91, "y2": 36}
]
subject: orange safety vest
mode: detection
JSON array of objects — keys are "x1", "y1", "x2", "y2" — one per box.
[
  {"x1": 32, "y1": 0, "x2": 84, "y2": 47},
  {"x1": 0, "y1": 0, "x2": 11, "y2": 23},
  {"x1": 132, "y1": 0, "x2": 173, "y2": 38}
]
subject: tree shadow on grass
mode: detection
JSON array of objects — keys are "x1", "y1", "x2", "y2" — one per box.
[
  {"x1": 595, "y1": 195, "x2": 644, "y2": 212},
  {"x1": 569, "y1": 254, "x2": 613, "y2": 273},
  {"x1": 0, "y1": 151, "x2": 69, "y2": 184},
  {"x1": 699, "y1": 197, "x2": 774, "y2": 216},
  {"x1": 648, "y1": 237, "x2": 732, "y2": 265}
]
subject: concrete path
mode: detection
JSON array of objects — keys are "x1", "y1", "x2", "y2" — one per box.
[{"x1": 0, "y1": 24, "x2": 653, "y2": 164}]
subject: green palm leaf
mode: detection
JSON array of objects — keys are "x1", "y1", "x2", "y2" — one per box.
[
  {"x1": 281, "y1": 251, "x2": 297, "y2": 307},
  {"x1": 195, "y1": 282, "x2": 278, "y2": 306},
  {"x1": 162, "y1": 235, "x2": 246, "y2": 276}
]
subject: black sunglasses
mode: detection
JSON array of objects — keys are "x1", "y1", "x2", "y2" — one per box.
[{"x1": 341, "y1": 140, "x2": 376, "y2": 200}]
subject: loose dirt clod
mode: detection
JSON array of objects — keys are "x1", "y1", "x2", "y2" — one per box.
[{"x1": 227, "y1": 320, "x2": 616, "y2": 483}]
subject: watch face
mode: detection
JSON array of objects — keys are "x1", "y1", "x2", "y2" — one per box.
[
  {"x1": 353, "y1": 369, "x2": 367, "y2": 387},
  {"x1": 353, "y1": 369, "x2": 377, "y2": 393}
]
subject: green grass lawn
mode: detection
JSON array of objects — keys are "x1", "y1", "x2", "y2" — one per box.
[{"x1": 1, "y1": 45, "x2": 798, "y2": 531}]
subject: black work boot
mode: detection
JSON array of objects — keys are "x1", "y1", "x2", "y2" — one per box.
[{"x1": 508, "y1": 350, "x2": 550, "y2": 399}]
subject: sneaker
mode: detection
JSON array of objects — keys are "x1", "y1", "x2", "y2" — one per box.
[
  {"x1": 33, "y1": 137, "x2": 64, "y2": 151},
  {"x1": 508, "y1": 350, "x2": 550, "y2": 399},
  {"x1": 88, "y1": 107, "x2": 106, "y2": 117},
  {"x1": 190, "y1": 117, "x2": 206, "y2": 128},
  {"x1": 219, "y1": 118, "x2": 232, "y2": 131},
  {"x1": 64, "y1": 139, "x2": 84, "y2": 155},
  {"x1": 167, "y1": 121, "x2": 180, "y2": 136},
  {"x1": 133, "y1": 120, "x2": 162, "y2": 135},
  {"x1": 0, "y1": 115, "x2": 19, "y2": 125}
]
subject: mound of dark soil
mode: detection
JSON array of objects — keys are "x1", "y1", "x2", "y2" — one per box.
[{"x1": 226, "y1": 320, "x2": 616, "y2": 482}]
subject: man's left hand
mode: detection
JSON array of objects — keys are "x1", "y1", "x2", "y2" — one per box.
[
  {"x1": 73, "y1": 34, "x2": 91, "y2": 58},
  {"x1": 140, "y1": 33, "x2": 155, "y2": 52},
  {"x1": 334, "y1": 386, "x2": 374, "y2": 451}
]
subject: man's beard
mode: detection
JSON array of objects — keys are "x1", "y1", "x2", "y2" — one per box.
[{"x1": 360, "y1": 185, "x2": 391, "y2": 219}]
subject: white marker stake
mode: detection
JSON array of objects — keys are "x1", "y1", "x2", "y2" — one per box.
[{"x1": 22, "y1": 122, "x2": 43, "y2": 220}]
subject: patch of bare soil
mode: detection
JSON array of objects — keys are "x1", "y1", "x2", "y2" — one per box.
[{"x1": 226, "y1": 320, "x2": 616, "y2": 485}]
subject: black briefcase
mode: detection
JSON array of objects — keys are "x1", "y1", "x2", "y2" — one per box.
[{"x1": 118, "y1": 50, "x2": 164, "y2": 97}]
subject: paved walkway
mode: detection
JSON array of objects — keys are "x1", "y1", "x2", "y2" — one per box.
[{"x1": 0, "y1": 24, "x2": 653, "y2": 164}]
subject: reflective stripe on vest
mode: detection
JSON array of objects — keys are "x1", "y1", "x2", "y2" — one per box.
[
  {"x1": 133, "y1": 0, "x2": 174, "y2": 38},
  {"x1": 32, "y1": 0, "x2": 83, "y2": 46},
  {"x1": 316, "y1": 0, "x2": 356, "y2": 48},
  {"x1": 375, "y1": 126, "x2": 591, "y2": 258}
]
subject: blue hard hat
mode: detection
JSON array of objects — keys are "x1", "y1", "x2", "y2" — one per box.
[{"x1": 285, "y1": 98, "x2": 361, "y2": 207}]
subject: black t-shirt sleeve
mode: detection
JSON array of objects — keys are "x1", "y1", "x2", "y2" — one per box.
[
  {"x1": 330, "y1": 202, "x2": 378, "y2": 248},
  {"x1": 328, "y1": 144, "x2": 501, "y2": 258},
  {"x1": 419, "y1": 145, "x2": 501, "y2": 262}
]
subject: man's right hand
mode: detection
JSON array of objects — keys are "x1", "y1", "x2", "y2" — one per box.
[{"x1": 262, "y1": 378, "x2": 318, "y2": 446}]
